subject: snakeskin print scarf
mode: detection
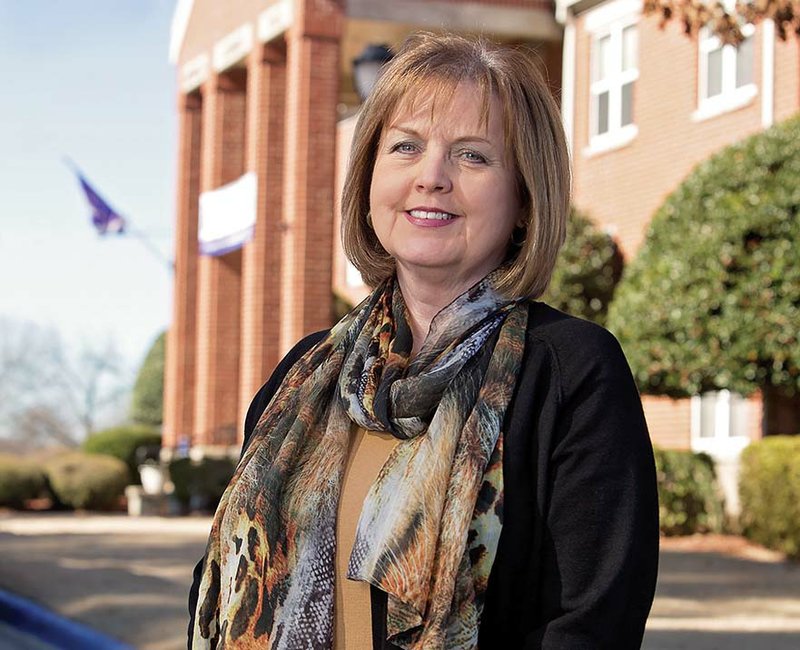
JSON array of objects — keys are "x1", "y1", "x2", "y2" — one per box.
[{"x1": 193, "y1": 272, "x2": 528, "y2": 649}]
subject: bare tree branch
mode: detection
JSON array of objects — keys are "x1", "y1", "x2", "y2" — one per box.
[
  {"x1": 643, "y1": 0, "x2": 800, "y2": 45},
  {"x1": 0, "y1": 319, "x2": 131, "y2": 447}
]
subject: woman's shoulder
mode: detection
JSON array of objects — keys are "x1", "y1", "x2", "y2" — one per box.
[
  {"x1": 243, "y1": 329, "x2": 330, "y2": 440},
  {"x1": 265, "y1": 328, "x2": 330, "y2": 389},
  {"x1": 286, "y1": 328, "x2": 331, "y2": 362},
  {"x1": 525, "y1": 301, "x2": 623, "y2": 353},
  {"x1": 522, "y1": 301, "x2": 635, "y2": 394}
]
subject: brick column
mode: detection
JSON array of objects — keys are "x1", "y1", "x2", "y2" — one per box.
[
  {"x1": 238, "y1": 42, "x2": 287, "y2": 428},
  {"x1": 280, "y1": 0, "x2": 343, "y2": 353},
  {"x1": 163, "y1": 91, "x2": 202, "y2": 451},
  {"x1": 194, "y1": 70, "x2": 247, "y2": 450}
]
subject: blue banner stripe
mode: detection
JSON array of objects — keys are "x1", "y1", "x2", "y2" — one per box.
[{"x1": 0, "y1": 589, "x2": 132, "y2": 650}]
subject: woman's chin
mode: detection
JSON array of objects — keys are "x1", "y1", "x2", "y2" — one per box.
[{"x1": 395, "y1": 254, "x2": 460, "y2": 277}]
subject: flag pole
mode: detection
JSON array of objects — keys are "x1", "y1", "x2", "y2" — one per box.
[
  {"x1": 62, "y1": 156, "x2": 81, "y2": 175},
  {"x1": 126, "y1": 227, "x2": 175, "y2": 272},
  {"x1": 64, "y1": 157, "x2": 174, "y2": 273}
]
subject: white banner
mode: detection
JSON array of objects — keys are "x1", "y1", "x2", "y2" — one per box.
[{"x1": 198, "y1": 171, "x2": 257, "y2": 255}]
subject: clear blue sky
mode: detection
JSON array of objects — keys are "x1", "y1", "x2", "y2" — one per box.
[{"x1": 0, "y1": 1, "x2": 177, "y2": 370}]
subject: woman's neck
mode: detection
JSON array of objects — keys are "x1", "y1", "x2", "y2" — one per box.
[{"x1": 396, "y1": 267, "x2": 482, "y2": 358}]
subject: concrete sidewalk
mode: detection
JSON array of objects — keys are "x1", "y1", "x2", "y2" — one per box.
[
  {"x1": 0, "y1": 513, "x2": 211, "y2": 650},
  {"x1": 1, "y1": 513, "x2": 799, "y2": 649},
  {"x1": 645, "y1": 536, "x2": 800, "y2": 649}
]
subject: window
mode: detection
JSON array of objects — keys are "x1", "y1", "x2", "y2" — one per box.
[
  {"x1": 691, "y1": 390, "x2": 751, "y2": 455},
  {"x1": 695, "y1": 23, "x2": 756, "y2": 120},
  {"x1": 588, "y1": 20, "x2": 638, "y2": 152}
]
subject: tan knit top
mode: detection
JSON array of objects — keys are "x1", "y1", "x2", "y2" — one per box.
[{"x1": 334, "y1": 425, "x2": 400, "y2": 649}]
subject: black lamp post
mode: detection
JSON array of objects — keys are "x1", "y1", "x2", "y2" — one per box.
[{"x1": 352, "y1": 44, "x2": 393, "y2": 102}]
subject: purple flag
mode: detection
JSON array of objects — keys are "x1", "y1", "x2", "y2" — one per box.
[{"x1": 76, "y1": 173, "x2": 126, "y2": 235}]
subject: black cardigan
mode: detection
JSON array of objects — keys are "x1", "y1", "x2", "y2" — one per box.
[{"x1": 188, "y1": 301, "x2": 659, "y2": 649}]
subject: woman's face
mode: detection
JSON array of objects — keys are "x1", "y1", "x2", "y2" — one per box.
[{"x1": 369, "y1": 82, "x2": 522, "y2": 291}]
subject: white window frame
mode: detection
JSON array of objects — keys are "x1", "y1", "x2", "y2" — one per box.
[
  {"x1": 690, "y1": 390, "x2": 751, "y2": 460},
  {"x1": 693, "y1": 22, "x2": 757, "y2": 122},
  {"x1": 584, "y1": 0, "x2": 640, "y2": 156}
]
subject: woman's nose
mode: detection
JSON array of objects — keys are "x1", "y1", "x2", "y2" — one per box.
[{"x1": 415, "y1": 153, "x2": 452, "y2": 193}]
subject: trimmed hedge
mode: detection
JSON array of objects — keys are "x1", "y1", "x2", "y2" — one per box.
[
  {"x1": 739, "y1": 436, "x2": 800, "y2": 559},
  {"x1": 654, "y1": 448, "x2": 725, "y2": 535},
  {"x1": 0, "y1": 454, "x2": 46, "y2": 509},
  {"x1": 168, "y1": 457, "x2": 237, "y2": 512},
  {"x1": 44, "y1": 452, "x2": 129, "y2": 510},
  {"x1": 544, "y1": 208, "x2": 623, "y2": 326},
  {"x1": 609, "y1": 114, "x2": 800, "y2": 397},
  {"x1": 82, "y1": 425, "x2": 162, "y2": 484}
]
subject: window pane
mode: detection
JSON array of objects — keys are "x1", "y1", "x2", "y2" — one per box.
[
  {"x1": 621, "y1": 81, "x2": 634, "y2": 126},
  {"x1": 595, "y1": 35, "x2": 611, "y2": 81},
  {"x1": 700, "y1": 393, "x2": 717, "y2": 438},
  {"x1": 596, "y1": 91, "x2": 609, "y2": 134},
  {"x1": 736, "y1": 36, "x2": 754, "y2": 87},
  {"x1": 730, "y1": 393, "x2": 749, "y2": 438},
  {"x1": 622, "y1": 25, "x2": 637, "y2": 72},
  {"x1": 706, "y1": 47, "x2": 723, "y2": 98}
]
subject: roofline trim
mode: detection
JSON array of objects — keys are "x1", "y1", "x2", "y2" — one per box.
[
  {"x1": 169, "y1": 0, "x2": 195, "y2": 64},
  {"x1": 555, "y1": 0, "x2": 608, "y2": 24}
]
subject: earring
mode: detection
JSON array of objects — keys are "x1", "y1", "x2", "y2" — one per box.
[
  {"x1": 511, "y1": 225, "x2": 526, "y2": 247},
  {"x1": 366, "y1": 212, "x2": 373, "y2": 229}
]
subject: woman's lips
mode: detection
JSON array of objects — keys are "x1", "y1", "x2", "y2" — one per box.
[{"x1": 404, "y1": 209, "x2": 460, "y2": 227}]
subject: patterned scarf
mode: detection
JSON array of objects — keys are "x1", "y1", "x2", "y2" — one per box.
[{"x1": 193, "y1": 272, "x2": 528, "y2": 649}]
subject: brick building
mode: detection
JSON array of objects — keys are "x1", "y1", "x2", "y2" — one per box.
[
  {"x1": 165, "y1": 0, "x2": 799, "y2": 480},
  {"x1": 558, "y1": 0, "x2": 799, "y2": 472},
  {"x1": 164, "y1": 0, "x2": 562, "y2": 456}
]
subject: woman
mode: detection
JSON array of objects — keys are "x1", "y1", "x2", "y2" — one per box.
[{"x1": 189, "y1": 33, "x2": 658, "y2": 649}]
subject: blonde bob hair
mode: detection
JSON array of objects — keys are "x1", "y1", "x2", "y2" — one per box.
[{"x1": 341, "y1": 32, "x2": 571, "y2": 299}]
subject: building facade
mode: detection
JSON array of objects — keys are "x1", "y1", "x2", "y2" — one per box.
[
  {"x1": 163, "y1": 0, "x2": 563, "y2": 456},
  {"x1": 558, "y1": 0, "x2": 799, "y2": 509},
  {"x1": 165, "y1": 0, "x2": 799, "y2": 471}
]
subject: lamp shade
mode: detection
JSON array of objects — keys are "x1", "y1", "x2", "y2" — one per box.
[{"x1": 353, "y1": 43, "x2": 393, "y2": 102}]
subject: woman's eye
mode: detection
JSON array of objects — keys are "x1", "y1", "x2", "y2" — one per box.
[
  {"x1": 390, "y1": 141, "x2": 418, "y2": 154},
  {"x1": 459, "y1": 149, "x2": 487, "y2": 164}
]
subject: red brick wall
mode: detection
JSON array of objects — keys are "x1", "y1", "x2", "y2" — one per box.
[
  {"x1": 641, "y1": 396, "x2": 691, "y2": 449},
  {"x1": 572, "y1": 13, "x2": 800, "y2": 258},
  {"x1": 570, "y1": 10, "x2": 799, "y2": 447},
  {"x1": 239, "y1": 42, "x2": 288, "y2": 430},
  {"x1": 773, "y1": 30, "x2": 800, "y2": 122},
  {"x1": 193, "y1": 71, "x2": 248, "y2": 448},
  {"x1": 168, "y1": 1, "x2": 345, "y2": 450},
  {"x1": 746, "y1": 392, "x2": 763, "y2": 441},
  {"x1": 280, "y1": 23, "x2": 342, "y2": 353},
  {"x1": 163, "y1": 92, "x2": 202, "y2": 450},
  {"x1": 571, "y1": 15, "x2": 792, "y2": 259}
]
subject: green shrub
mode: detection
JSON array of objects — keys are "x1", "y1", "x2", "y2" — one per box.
[
  {"x1": 654, "y1": 448, "x2": 725, "y2": 535},
  {"x1": 739, "y1": 436, "x2": 800, "y2": 559},
  {"x1": 82, "y1": 425, "x2": 162, "y2": 484},
  {"x1": 131, "y1": 331, "x2": 165, "y2": 426},
  {"x1": 544, "y1": 208, "x2": 623, "y2": 326},
  {"x1": 0, "y1": 454, "x2": 46, "y2": 508},
  {"x1": 609, "y1": 114, "x2": 800, "y2": 397},
  {"x1": 45, "y1": 452, "x2": 129, "y2": 510},
  {"x1": 168, "y1": 457, "x2": 237, "y2": 512}
]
